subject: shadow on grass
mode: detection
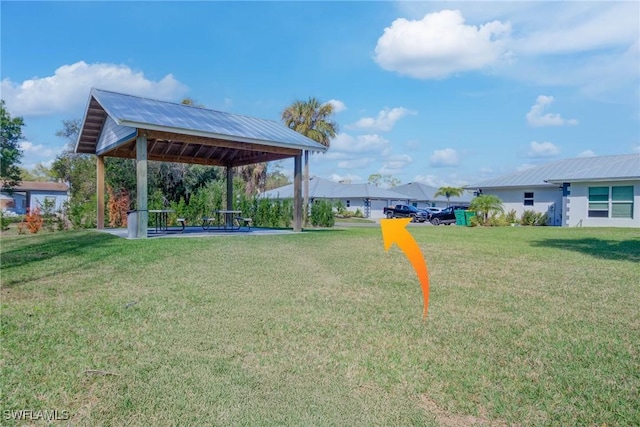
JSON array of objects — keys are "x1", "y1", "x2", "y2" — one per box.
[
  {"x1": 0, "y1": 231, "x2": 122, "y2": 287},
  {"x1": 531, "y1": 237, "x2": 640, "y2": 262},
  {"x1": 301, "y1": 228, "x2": 346, "y2": 233}
]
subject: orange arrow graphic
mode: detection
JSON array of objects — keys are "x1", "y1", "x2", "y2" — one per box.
[{"x1": 380, "y1": 218, "x2": 430, "y2": 318}]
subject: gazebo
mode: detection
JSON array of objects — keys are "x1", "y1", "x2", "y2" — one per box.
[{"x1": 75, "y1": 88, "x2": 327, "y2": 237}]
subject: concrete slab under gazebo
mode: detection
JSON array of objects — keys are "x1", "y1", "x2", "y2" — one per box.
[{"x1": 75, "y1": 88, "x2": 327, "y2": 238}]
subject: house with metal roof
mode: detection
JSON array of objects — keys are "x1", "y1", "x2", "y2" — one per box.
[
  {"x1": 75, "y1": 88, "x2": 327, "y2": 237},
  {"x1": 1, "y1": 181, "x2": 69, "y2": 215},
  {"x1": 392, "y1": 182, "x2": 473, "y2": 209},
  {"x1": 467, "y1": 154, "x2": 640, "y2": 227},
  {"x1": 262, "y1": 176, "x2": 414, "y2": 218}
]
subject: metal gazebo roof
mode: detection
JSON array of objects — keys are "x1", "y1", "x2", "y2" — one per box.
[{"x1": 75, "y1": 88, "x2": 327, "y2": 166}]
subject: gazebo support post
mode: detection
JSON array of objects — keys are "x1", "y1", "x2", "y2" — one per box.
[
  {"x1": 136, "y1": 135, "x2": 148, "y2": 238},
  {"x1": 294, "y1": 153, "x2": 302, "y2": 232},
  {"x1": 226, "y1": 166, "x2": 233, "y2": 227},
  {"x1": 96, "y1": 155, "x2": 105, "y2": 229}
]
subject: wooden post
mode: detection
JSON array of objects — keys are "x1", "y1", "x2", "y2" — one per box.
[
  {"x1": 136, "y1": 135, "x2": 148, "y2": 238},
  {"x1": 226, "y1": 166, "x2": 233, "y2": 227},
  {"x1": 304, "y1": 150, "x2": 309, "y2": 226},
  {"x1": 293, "y1": 153, "x2": 302, "y2": 232},
  {"x1": 96, "y1": 155, "x2": 105, "y2": 229}
]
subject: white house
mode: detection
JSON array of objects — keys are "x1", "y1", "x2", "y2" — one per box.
[
  {"x1": 393, "y1": 182, "x2": 473, "y2": 209},
  {"x1": 468, "y1": 154, "x2": 640, "y2": 227},
  {"x1": 261, "y1": 176, "x2": 414, "y2": 219},
  {"x1": 0, "y1": 181, "x2": 70, "y2": 215}
]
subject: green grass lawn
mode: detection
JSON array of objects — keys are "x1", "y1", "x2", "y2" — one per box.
[{"x1": 1, "y1": 226, "x2": 639, "y2": 426}]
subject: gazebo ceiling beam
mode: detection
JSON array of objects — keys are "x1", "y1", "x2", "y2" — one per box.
[
  {"x1": 206, "y1": 146, "x2": 219, "y2": 160},
  {"x1": 148, "y1": 139, "x2": 159, "y2": 153},
  {"x1": 143, "y1": 130, "x2": 299, "y2": 156},
  {"x1": 231, "y1": 152, "x2": 294, "y2": 167}
]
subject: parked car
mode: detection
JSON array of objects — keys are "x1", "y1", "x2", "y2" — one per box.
[
  {"x1": 422, "y1": 207, "x2": 442, "y2": 217},
  {"x1": 383, "y1": 204, "x2": 429, "y2": 222},
  {"x1": 429, "y1": 205, "x2": 469, "y2": 225}
]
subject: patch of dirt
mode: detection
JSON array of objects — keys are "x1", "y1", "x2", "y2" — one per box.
[{"x1": 418, "y1": 394, "x2": 514, "y2": 427}]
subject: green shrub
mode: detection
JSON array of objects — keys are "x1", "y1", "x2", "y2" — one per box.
[
  {"x1": 469, "y1": 215, "x2": 482, "y2": 227},
  {"x1": 521, "y1": 210, "x2": 548, "y2": 226},
  {"x1": 68, "y1": 197, "x2": 96, "y2": 229},
  {"x1": 311, "y1": 200, "x2": 335, "y2": 227},
  {"x1": 333, "y1": 200, "x2": 346, "y2": 216},
  {"x1": 354, "y1": 208, "x2": 364, "y2": 218},
  {"x1": 488, "y1": 212, "x2": 510, "y2": 227},
  {"x1": 505, "y1": 209, "x2": 518, "y2": 224},
  {"x1": 0, "y1": 211, "x2": 11, "y2": 231},
  {"x1": 41, "y1": 198, "x2": 57, "y2": 232},
  {"x1": 250, "y1": 198, "x2": 292, "y2": 228}
]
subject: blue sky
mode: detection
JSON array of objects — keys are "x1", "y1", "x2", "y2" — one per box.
[{"x1": 2, "y1": 1, "x2": 639, "y2": 188}]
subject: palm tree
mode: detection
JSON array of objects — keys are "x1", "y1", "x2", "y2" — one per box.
[
  {"x1": 469, "y1": 194, "x2": 504, "y2": 225},
  {"x1": 282, "y1": 97, "x2": 338, "y2": 225},
  {"x1": 434, "y1": 186, "x2": 465, "y2": 207},
  {"x1": 237, "y1": 162, "x2": 267, "y2": 196}
]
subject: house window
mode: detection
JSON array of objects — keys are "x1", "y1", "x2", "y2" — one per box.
[
  {"x1": 588, "y1": 187, "x2": 609, "y2": 217},
  {"x1": 588, "y1": 186, "x2": 634, "y2": 219},
  {"x1": 611, "y1": 186, "x2": 633, "y2": 219},
  {"x1": 524, "y1": 192, "x2": 534, "y2": 206},
  {"x1": 346, "y1": 200, "x2": 350, "y2": 208}
]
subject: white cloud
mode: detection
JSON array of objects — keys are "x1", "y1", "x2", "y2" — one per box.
[
  {"x1": 317, "y1": 133, "x2": 391, "y2": 174},
  {"x1": 430, "y1": 148, "x2": 459, "y2": 167},
  {"x1": 413, "y1": 174, "x2": 442, "y2": 187},
  {"x1": 329, "y1": 133, "x2": 391, "y2": 156},
  {"x1": 325, "y1": 99, "x2": 347, "y2": 113},
  {"x1": 379, "y1": 154, "x2": 413, "y2": 174},
  {"x1": 374, "y1": 9, "x2": 511, "y2": 79},
  {"x1": 330, "y1": 173, "x2": 362, "y2": 184},
  {"x1": 350, "y1": 107, "x2": 415, "y2": 132},
  {"x1": 514, "y1": 2, "x2": 640, "y2": 56},
  {"x1": 19, "y1": 141, "x2": 57, "y2": 158},
  {"x1": 19, "y1": 141, "x2": 65, "y2": 171},
  {"x1": 527, "y1": 141, "x2": 560, "y2": 158},
  {"x1": 577, "y1": 150, "x2": 596, "y2": 158},
  {"x1": 1, "y1": 61, "x2": 188, "y2": 116},
  {"x1": 337, "y1": 158, "x2": 374, "y2": 169},
  {"x1": 386, "y1": 4, "x2": 639, "y2": 97},
  {"x1": 526, "y1": 95, "x2": 578, "y2": 127}
]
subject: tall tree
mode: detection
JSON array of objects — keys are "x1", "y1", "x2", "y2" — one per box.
[
  {"x1": 237, "y1": 162, "x2": 267, "y2": 196},
  {"x1": 0, "y1": 100, "x2": 24, "y2": 192},
  {"x1": 369, "y1": 173, "x2": 400, "y2": 188},
  {"x1": 265, "y1": 164, "x2": 291, "y2": 191},
  {"x1": 51, "y1": 119, "x2": 96, "y2": 201},
  {"x1": 282, "y1": 97, "x2": 337, "y2": 224},
  {"x1": 469, "y1": 194, "x2": 504, "y2": 225},
  {"x1": 19, "y1": 163, "x2": 56, "y2": 182},
  {"x1": 434, "y1": 186, "x2": 465, "y2": 207}
]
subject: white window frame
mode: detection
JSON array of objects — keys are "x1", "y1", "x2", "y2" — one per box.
[{"x1": 588, "y1": 186, "x2": 634, "y2": 219}]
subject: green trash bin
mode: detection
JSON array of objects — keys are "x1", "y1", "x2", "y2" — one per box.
[
  {"x1": 454, "y1": 209, "x2": 466, "y2": 226},
  {"x1": 464, "y1": 210, "x2": 476, "y2": 226}
]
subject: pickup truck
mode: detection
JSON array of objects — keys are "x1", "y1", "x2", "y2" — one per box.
[
  {"x1": 429, "y1": 205, "x2": 469, "y2": 225},
  {"x1": 383, "y1": 204, "x2": 429, "y2": 222}
]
